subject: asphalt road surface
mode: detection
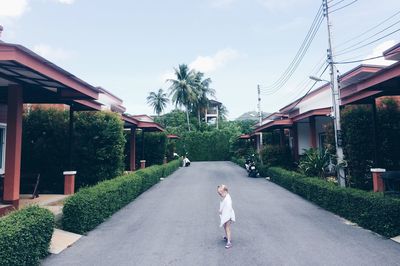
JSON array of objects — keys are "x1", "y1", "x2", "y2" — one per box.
[{"x1": 43, "y1": 162, "x2": 400, "y2": 266}]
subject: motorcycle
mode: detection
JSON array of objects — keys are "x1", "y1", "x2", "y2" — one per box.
[
  {"x1": 248, "y1": 161, "x2": 258, "y2": 178},
  {"x1": 244, "y1": 154, "x2": 258, "y2": 178}
]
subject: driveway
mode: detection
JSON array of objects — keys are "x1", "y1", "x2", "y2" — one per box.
[{"x1": 43, "y1": 162, "x2": 400, "y2": 266}]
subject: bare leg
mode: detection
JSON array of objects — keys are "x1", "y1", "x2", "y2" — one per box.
[
  {"x1": 225, "y1": 221, "x2": 231, "y2": 243},
  {"x1": 223, "y1": 223, "x2": 227, "y2": 239}
]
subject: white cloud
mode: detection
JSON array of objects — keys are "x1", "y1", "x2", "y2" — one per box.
[
  {"x1": 159, "y1": 48, "x2": 240, "y2": 82},
  {"x1": 189, "y1": 48, "x2": 240, "y2": 73},
  {"x1": 33, "y1": 44, "x2": 74, "y2": 61},
  {"x1": 363, "y1": 40, "x2": 397, "y2": 66},
  {"x1": 0, "y1": 0, "x2": 29, "y2": 17}
]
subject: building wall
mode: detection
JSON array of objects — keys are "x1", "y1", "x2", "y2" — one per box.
[
  {"x1": 298, "y1": 88, "x2": 331, "y2": 114},
  {"x1": 297, "y1": 120, "x2": 310, "y2": 155},
  {"x1": 0, "y1": 104, "x2": 7, "y2": 124}
]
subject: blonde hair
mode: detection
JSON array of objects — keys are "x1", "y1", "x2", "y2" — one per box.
[{"x1": 217, "y1": 184, "x2": 228, "y2": 192}]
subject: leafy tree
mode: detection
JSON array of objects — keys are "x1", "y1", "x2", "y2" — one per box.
[
  {"x1": 167, "y1": 64, "x2": 197, "y2": 131},
  {"x1": 146, "y1": 88, "x2": 169, "y2": 117},
  {"x1": 192, "y1": 71, "x2": 215, "y2": 126}
]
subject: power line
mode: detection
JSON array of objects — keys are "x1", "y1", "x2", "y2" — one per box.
[
  {"x1": 335, "y1": 50, "x2": 399, "y2": 64},
  {"x1": 260, "y1": 15, "x2": 324, "y2": 94},
  {"x1": 336, "y1": 19, "x2": 400, "y2": 55},
  {"x1": 285, "y1": 64, "x2": 330, "y2": 113},
  {"x1": 260, "y1": 4, "x2": 323, "y2": 92},
  {"x1": 329, "y1": 0, "x2": 358, "y2": 13},
  {"x1": 335, "y1": 27, "x2": 400, "y2": 56},
  {"x1": 329, "y1": 0, "x2": 346, "y2": 8},
  {"x1": 335, "y1": 10, "x2": 400, "y2": 49}
]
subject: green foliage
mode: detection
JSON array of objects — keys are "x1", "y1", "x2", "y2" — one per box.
[
  {"x1": 176, "y1": 129, "x2": 234, "y2": 161},
  {"x1": 260, "y1": 144, "x2": 293, "y2": 169},
  {"x1": 62, "y1": 160, "x2": 181, "y2": 234},
  {"x1": 341, "y1": 100, "x2": 400, "y2": 190},
  {"x1": 22, "y1": 109, "x2": 126, "y2": 192},
  {"x1": 268, "y1": 167, "x2": 400, "y2": 238},
  {"x1": 299, "y1": 148, "x2": 332, "y2": 178},
  {"x1": 73, "y1": 111, "x2": 126, "y2": 188},
  {"x1": 341, "y1": 105, "x2": 374, "y2": 190},
  {"x1": 0, "y1": 206, "x2": 54, "y2": 266},
  {"x1": 146, "y1": 88, "x2": 169, "y2": 116},
  {"x1": 22, "y1": 108, "x2": 69, "y2": 193},
  {"x1": 377, "y1": 98, "x2": 400, "y2": 170}
]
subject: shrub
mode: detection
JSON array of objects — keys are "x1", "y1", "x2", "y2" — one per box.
[
  {"x1": 341, "y1": 105, "x2": 374, "y2": 190},
  {"x1": 268, "y1": 167, "x2": 400, "y2": 237},
  {"x1": 0, "y1": 206, "x2": 54, "y2": 266},
  {"x1": 22, "y1": 109, "x2": 127, "y2": 192},
  {"x1": 176, "y1": 129, "x2": 234, "y2": 161},
  {"x1": 135, "y1": 132, "x2": 167, "y2": 166},
  {"x1": 74, "y1": 111, "x2": 126, "y2": 188},
  {"x1": 22, "y1": 108, "x2": 69, "y2": 193},
  {"x1": 299, "y1": 148, "x2": 332, "y2": 178},
  {"x1": 62, "y1": 160, "x2": 181, "y2": 234},
  {"x1": 260, "y1": 144, "x2": 293, "y2": 169}
]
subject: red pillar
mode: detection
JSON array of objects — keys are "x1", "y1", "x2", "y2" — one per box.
[
  {"x1": 130, "y1": 128, "x2": 136, "y2": 171},
  {"x1": 371, "y1": 168, "x2": 385, "y2": 192},
  {"x1": 63, "y1": 171, "x2": 76, "y2": 195},
  {"x1": 3, "y1": 85, "x2": 23, "y2": 208},
  {"x1": 309, "y1": 116, "x2": 317, "y2": 149}
]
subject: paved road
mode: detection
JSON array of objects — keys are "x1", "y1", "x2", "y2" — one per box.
[{"x1": 43, "y1": 162, "x2": 400, "y2": 266}]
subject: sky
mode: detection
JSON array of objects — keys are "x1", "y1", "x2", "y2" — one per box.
[{"x1": 0, "y1": 0, "x2": 399, "y2": 119}]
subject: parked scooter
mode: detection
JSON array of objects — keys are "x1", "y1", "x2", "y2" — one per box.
[
  {"x1": 247, "y1": 161, "x2": 258, "y2": 178},
  {"x1": 244, "y1": 154, "x2": 258, "y2": 177}
]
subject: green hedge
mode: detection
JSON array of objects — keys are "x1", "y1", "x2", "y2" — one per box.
[
  {"x1": 268, "y1": 167, "x2": 400, "y2": 237},
  {"x1": 0, "y1": 206, "x2": 54, "y2": 266},
  {"x1": 62, "y1": 160, "x2": 181, "y2": 234},
  {"x1": 177, "y1": 130, "x2": 234, "y2": 161},
  {"x1": 22, "y1": 109, "x2": 126, "y2": 193}
]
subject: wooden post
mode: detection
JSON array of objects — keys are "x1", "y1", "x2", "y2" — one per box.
[{"x1": 130, "y1": 128, "x2": 136, "y2": 171}]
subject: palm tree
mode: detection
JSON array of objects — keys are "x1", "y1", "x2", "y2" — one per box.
[
  {"x1": 146, "y1": 88, "x2": 169, "y2": 117},
  {"x1": 192, "y1": 71, "x2": 215, "y2": 126},
  {"x1": 167, "y1": 64, "x2": 197, "y2": 131}
]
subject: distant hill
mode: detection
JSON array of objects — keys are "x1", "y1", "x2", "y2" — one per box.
[{"x1": 235, "y1": 111, "x2": 271, "y2": 121}]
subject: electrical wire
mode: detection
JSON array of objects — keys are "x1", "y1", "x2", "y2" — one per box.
[
  {"x1": 329, "y1": 0, "x2": 358, "y2": 14},
  {"x1": 334, "y1": 10, "x2": 400, "y2": 49},
  {"x1": 260, "y1": 15, "x2": 324, "y2": 95},
  {"x1": 335, "y1": 19, "x2": 400, "y2": 55},
  {"x1": 260, "y1": 4, "x2": 324, "y2": 93},
  {"x1": 285, "y1": 64, "x2": 330, "y2": 113},
  {"x1": 334, "y1": 50, "x2": 399, "y2": 64},
  {"x1": 335, "y1": 27, "x2": 400, "y2": 56}
]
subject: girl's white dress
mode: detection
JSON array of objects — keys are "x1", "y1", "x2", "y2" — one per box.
[{"x1": 219, "y1": 193, "x2": 236, "y2": 227}]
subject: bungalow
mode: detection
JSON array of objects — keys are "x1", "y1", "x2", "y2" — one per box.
[
  {"x1": 0, "y1": 34, "x2": 165, "y2": 213},
  {"x1": 252, "y1": 41, "x2": 400, "y2": 167}
]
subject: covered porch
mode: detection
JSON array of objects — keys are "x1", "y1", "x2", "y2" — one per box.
[{"x1": 0, "y1": 42, "x2": 99, "y2": 212}]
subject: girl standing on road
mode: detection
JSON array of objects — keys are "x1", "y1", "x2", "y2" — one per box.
[{"x1": 217, "y1": 184, "x2": 236, "y2": 249}]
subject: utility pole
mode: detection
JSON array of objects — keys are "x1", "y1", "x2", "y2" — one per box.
[
  {"x1": 257, "y1": 85, "x2": 263, "y2": 152},
  {"x1": 323, "y1": 0, "x2": 346, "y2": 187}
]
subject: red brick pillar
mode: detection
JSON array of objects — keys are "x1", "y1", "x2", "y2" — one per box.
[
  {"x1": 140, "y1": 160, "x2": 146, "y2": 169},
  {"x1": 309, "y1": 116, "x2": 317, "y2": 148},
  {"x1": 63, "y1": 171, "x2": 76, "y2": 195},
  {"x1": 130, "y1": 128, "x2": 136, "y2": 171},
  {"x1": 371, "y1": 168, "x2": 385, "y2": 192},
  {"x1": 3, "y1": 85, "x2": 23, "y2": 208}
]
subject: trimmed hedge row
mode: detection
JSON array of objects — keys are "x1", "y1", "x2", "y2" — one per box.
[
  {"x1": 0, "y1": 206, "x2": 54, "y2": 266},
  {"x1": 62, "y1": 160, "x2": 181, "y2": 234},
  {"x1": 268, "y1": 167, "x2": 400, "y2": 237}
]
